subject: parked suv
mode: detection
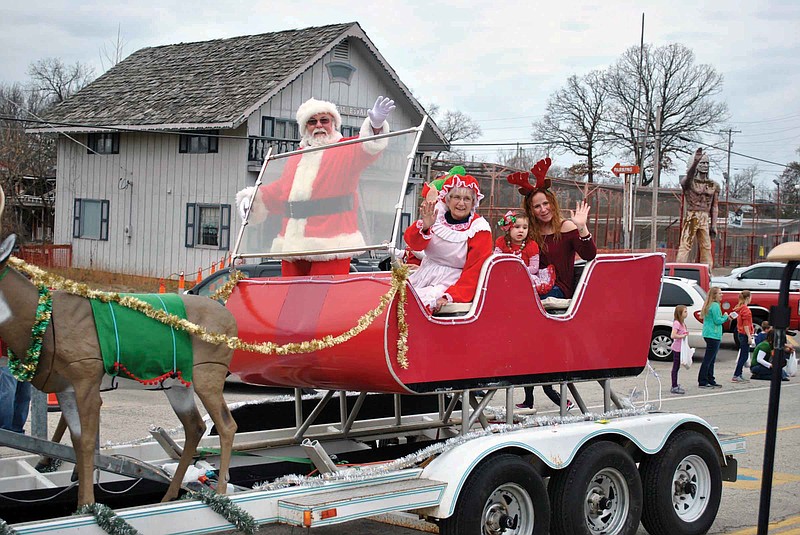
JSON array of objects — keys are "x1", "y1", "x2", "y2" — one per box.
[
  {"x1": 650, "y1": 277, "x2": 708, "y2": 361},
  {"x1": 712, "y1": 262, "x2": 800, "y2": 291},
  {"x1": 664, "y1": 262, "x2": 711, "y2": 292}
]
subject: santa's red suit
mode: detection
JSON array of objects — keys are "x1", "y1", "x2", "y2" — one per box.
[
  {"x1": 237, "y1": 98, "x2": 389, "y2": 275},
  {"x1": 404, "y1": 174, "x2": 493, "y2": 310}
]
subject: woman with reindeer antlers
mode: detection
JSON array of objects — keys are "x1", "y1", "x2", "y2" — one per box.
[{"x1": 507, "y1": 158, "x2": 596, "y2": 299}]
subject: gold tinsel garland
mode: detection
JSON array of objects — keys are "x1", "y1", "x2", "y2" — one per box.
[
  {"x1": 8, "y1": 257, "x2": 411, "y2": 369},
  {"x1": 208, "y1": 269, "x2": 246, "y2": 303}
]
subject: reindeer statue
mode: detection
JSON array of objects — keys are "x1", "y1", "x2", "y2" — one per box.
[{"x1": 0, "y1": 187, "x2": 238, "y2": 507}]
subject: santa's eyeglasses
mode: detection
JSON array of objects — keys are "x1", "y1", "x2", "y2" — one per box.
[{"x1": 307, "y1": 117, "x2": 332, "y2": 126}]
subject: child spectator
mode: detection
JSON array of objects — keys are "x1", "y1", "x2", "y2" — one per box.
[
  {"x1": 493, "y1": 211, "x2": 555, "y2": 295},
  {"x1": 732, "y1": 290, "x2": 754, "y2": 383},
  {"x1": 754, "y1": 321, "x2": 771, "y2": 345},
  {"x1": 670, "y1": 305, "x2": 689, "y2": 394},
  {"x1": 750, "y1": 330, "x2": 790, "y2": 381}
]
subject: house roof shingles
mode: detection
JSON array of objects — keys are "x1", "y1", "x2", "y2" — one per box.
[{"x1": 40, "y1": 23, "x2": 356, "y2": 129}]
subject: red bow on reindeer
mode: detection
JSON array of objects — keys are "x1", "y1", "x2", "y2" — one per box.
[{"x1": 506, "y1": 157, "x2": 552, "y2": 195}]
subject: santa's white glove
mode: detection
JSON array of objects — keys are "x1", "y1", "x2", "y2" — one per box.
[
  {"x1": 368, "y1": 96, "x2": 396, "y2": 129},
  {"x1": 238, "y1": 198, "x2": 250, "y2": 221}
]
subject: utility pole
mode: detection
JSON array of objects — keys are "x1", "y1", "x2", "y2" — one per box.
[
  {"x1": 721, "y1": 128, "x2": 741, "y2": 265},
  {"x1": 650, "y1": 107, "x2": 662, "y2": 251}
]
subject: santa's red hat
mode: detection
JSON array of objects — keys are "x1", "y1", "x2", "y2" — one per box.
[
  {"x1": 296, "y1": 98, "x2": 342, "y2": 131},
  {"x1": 438, "y1": 172, "x2": 484, "y2": 210}
]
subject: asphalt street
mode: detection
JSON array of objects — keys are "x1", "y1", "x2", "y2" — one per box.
[{"x1": 4, "y1": 337, "x2": 799, "y2": 534}]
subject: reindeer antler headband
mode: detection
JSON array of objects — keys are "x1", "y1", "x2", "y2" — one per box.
[{"x1": 506, "y1": 157, "x2": 552, "y2": 195}]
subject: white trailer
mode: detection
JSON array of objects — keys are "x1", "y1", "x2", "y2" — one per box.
[{"x1": 0, "y1": 386, "x2": 742, "y2": 535}]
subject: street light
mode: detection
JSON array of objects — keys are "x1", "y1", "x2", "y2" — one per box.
[{"x1": 773, "y1": 179, "x2": 781, "y2": 245}]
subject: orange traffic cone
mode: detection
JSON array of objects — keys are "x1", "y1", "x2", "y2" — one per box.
[
  {"x1": 211, "y1": 263, "x2": 216, "y2": 274},
  {"x1": 47, "y1": 393, "x2": 60, "y2": 412},
  {"x1": 158, "y1": 279, "x2": 166, "y2": 293},
  {"x1": 219, "y1": 258, "x2": 224, "y2": 270},
  {"x1": 178, "y1": 272, "x2": 185, "y2": 293},
  {"x1": 196, "y1": 268, "x2": 203, "y2": 284}
]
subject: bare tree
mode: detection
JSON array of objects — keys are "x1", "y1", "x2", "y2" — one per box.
[
  {"x1": 777, "y1": 148, "x2": 800, "y2": 217},
  {"x1": 495, "y1": 145, "x2": 549, "y2": 170},
  {"x1": 728, "y1": 165, "x2": 759, "y2": 200},
  {"x1": 605, "y1": 43, "x2": 728, "y2": 181},
  {"x1": 430, "y1": 109, "x2": 482, "y2": 160},
  {"x1": 531, "y1": 70, "x2": 611, "y2": 182},
  {"x1": 27, "y1": 58, "x2": 95, "y2": 105},
  {"x1": 99, "y1": 25, "x2": 129, "y2": 71},
  {"x1": 0, "y1": 83, "x2": 57, "y2": 241}
]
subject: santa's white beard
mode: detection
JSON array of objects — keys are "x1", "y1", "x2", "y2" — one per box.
[{"x1": 303, "y1": 129, "x2": 338, "y2": 148}]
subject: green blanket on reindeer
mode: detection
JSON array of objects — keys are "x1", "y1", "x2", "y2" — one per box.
[{"x1": 89, "y1": 294, "x2": 194, "y2": 385}]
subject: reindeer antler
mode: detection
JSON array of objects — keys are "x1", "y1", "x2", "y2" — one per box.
[
  {"x1": 506, "y1": 171, "x2": 534, "y2": 195},
  {"x1": 530, "y1": 157, "x2": 552, "y2": 190}
]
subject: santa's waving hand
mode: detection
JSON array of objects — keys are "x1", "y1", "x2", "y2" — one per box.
[{"x1": 368, "y1": 96, "x2": 396, "y2": 130}]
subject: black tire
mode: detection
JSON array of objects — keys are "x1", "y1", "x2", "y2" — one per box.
[
  {"x1": 549, "y1": 441, "x2": 642, "y2": 535},
  {"x1": 731, "y1": 319, "x2": 740, "y2": 349},
  {"x1": 650, "y1": 328, "x2": 673, "y2": 361},
  {"x1": 439, "y1": 453, "x2": 549, "y2": 535},
  {"x1": 639, "y1": 429, "x2": 722, "y2": 535}
]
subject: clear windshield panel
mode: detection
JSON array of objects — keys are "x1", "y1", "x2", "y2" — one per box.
[{"x1": 236, "y1": 129, "x2": 418, "y2": 259}]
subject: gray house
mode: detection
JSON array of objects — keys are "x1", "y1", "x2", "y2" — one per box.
[{"x1": 32, "y1": 22, "x2": 446, "y2": 278}]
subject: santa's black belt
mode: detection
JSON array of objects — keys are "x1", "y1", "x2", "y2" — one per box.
[{"x1": 285, "y1": 195, "x2": 354, "y2": 219}]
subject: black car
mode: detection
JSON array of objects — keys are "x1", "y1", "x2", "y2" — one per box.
[{"x1": 187, "y1": 257, "x2": 387, "y2": 298}]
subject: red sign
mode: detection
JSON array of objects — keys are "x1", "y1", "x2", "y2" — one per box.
[{"x1": 611, "y1": 163, "x2": 640, "y2": 177}]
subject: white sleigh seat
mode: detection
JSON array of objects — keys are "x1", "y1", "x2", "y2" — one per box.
[{"x1": 431, "y1": 255, "x2": 498, "y2": 318}]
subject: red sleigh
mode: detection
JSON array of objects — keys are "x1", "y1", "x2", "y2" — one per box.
[
  {"x1": 228, "y1": 123, "x2": 663, "y2": 392},
  {"x1": 228, "y1": 253, "x2": 663, "y2": 393}
]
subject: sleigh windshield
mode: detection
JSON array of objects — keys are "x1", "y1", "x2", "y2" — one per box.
[{"x1": 233, "y1": 123, "x2": 423, "y2": 261}]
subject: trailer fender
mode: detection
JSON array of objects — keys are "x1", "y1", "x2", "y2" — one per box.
[{"x1": 417, "y1": 412, "x2": 726, "y2": 519}]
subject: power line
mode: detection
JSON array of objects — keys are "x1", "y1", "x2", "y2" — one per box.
[{"x1": 729, "y1": 112, "x2": 800, "y2": 125}]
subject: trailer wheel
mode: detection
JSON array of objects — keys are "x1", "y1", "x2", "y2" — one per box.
[
  {"x1": 439, "y1": 453, "x2": 549, "y2": 535},
  {"x1": 639, "y1": 429, "x2": 722, "y2": 535},
  {"x1": 549, "y1": 441, "x2": 642, "y2": 535}
]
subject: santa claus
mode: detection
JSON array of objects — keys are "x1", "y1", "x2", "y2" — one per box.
[{"x1": 236, "y1": 96, "x2": 396, "y2": 276}]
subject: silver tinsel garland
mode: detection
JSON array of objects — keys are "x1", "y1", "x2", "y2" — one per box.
[
  {"x1": 252, "y1": 407, "x2": 649, "y2": 491},
  {"x1": 182, "y1": 489, "x2": 256, "y2": 535},
  {"x1": 0, "y1": 519, "x2": 18, "y2": 535},
  {"x1": 74, "y1": 503, "x2": 140, "y2": 535}
]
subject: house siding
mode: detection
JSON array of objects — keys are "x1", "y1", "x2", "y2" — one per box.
[
  {"x1": 53, "y1": 33, "x2": 433, "y2": 279},
  {"x1": 54, "y1": 126, "x2": 248, "y2": 278},
  {"x1": 248, "y1": 38, "x2": 418, "y2": 138}
]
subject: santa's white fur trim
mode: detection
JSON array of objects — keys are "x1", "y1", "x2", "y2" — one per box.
[
  {"x1": 236, "y1": 186, "x2": 268, "y2": 223},
  {"x1": 358, "y1": 117, "x2": 390, "y2": 155},
  {"x1": 296, "y1": 98, "x2": 342, "y2": 131},
  {"x1": 271, "y1": 225, "x2": 366, "y2": 261},
  {"x1": 288, "y1": 150, "x2": 323, "y2": 202}
]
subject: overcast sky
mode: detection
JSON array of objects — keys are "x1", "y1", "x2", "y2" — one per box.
[{"x1": 2, "y1": 0, "x2": 798, "y2": 188}]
